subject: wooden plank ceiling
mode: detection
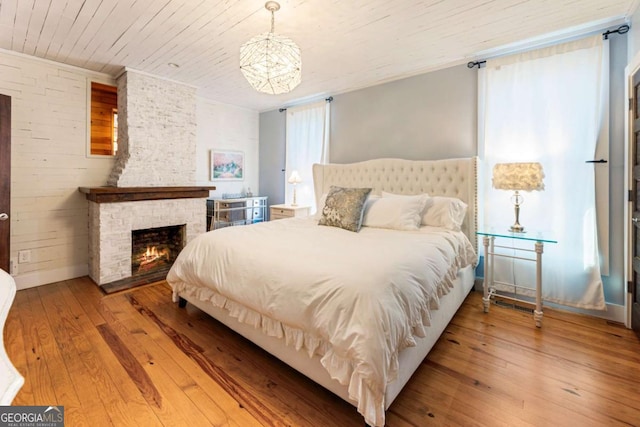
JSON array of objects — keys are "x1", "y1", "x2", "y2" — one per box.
[{"x1": 0, "y1": 0, "x2": 635, "y2": 111}]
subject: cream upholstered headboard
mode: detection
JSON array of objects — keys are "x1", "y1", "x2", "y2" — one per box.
[{"x1": 312, "y1": 157, "x2": 478, "y2": 248}]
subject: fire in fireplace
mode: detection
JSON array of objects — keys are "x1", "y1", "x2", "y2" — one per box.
[{"x1": 131, "y1": 225, "x2": 185, "y2": 277}]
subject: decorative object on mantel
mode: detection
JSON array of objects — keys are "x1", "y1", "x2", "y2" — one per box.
[
  {"x1": 239, "y1": 1, "x2": 301, "y2": 95},
  {"x1": 492, "y1": 162, "x2": 545, "y2": 233},
  {"x1": 288, "y1": 170, "x2": 302, "y2": 206}
]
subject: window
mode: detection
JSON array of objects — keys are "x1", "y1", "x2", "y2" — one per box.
[
  {"x1": 90, "y1": 82, "x2": 118, "y2": 156},
  {"x1": 285, "y1": 100, "x2": 330, "y2": 212},
  {"x1": 479, "y1": 35, "x2": 608, "y2": 310},
  {"x1": 112, "y1": 108, "x2": 118, "y2": 154}
]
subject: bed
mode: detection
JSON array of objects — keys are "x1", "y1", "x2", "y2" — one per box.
[{"x1": 166, "y1": 157, "x2": 478, "y2": 426}]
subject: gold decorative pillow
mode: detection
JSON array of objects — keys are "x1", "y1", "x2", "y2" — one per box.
[{"x1": 318, "y1": 186, "x2": 372, "y2": 232}]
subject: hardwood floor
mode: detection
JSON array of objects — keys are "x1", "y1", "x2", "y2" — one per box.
[{"x1": 5, "y1": 277, "x2": 640, "y2": 426}]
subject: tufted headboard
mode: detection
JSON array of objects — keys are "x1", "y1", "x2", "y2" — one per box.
[{"x1": 312, "y1": 157, "x2": 478, "y2": 249}]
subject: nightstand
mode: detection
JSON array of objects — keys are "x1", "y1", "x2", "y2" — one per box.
[
  {"x1": 270, "y1": 204, "x2": 310, "y2": 220},
  {"x1": 477, "y1": 229, "x2": 557, "y2": 328}
]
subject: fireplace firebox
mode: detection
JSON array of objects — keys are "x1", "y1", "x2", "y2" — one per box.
[{"x1": 131, "y1": 224, "x2": 185, "y2": 277}]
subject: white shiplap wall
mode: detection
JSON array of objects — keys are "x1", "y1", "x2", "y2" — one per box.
[
  {"x1": 196, "y1": 98, "x2": 259, "y2": 198},
  {"x1": 0, "y1": 49, "x2": 115, "y2": 289},
  {"x1": 0, "y1": 49, "x2": 262, "y2": 290}
]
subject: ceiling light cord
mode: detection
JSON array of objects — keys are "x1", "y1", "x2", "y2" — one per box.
[{"x1": 266, "y1": 0, "x2": 280, "y2": 33}]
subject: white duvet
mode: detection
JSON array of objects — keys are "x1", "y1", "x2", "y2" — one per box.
[{"x1": 166, "y1": 218, "x2": 477, "y2": 427}]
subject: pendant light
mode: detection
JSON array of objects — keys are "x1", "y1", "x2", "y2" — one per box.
[{"x1": 239, "y1": 1, "x2": 301, "y2": 95}]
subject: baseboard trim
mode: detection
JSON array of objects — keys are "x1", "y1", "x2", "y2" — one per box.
[
  {"x1": 543, "y1": 300, "x2": 626, "y2": 324},
  {"x1": 14, "y1": 264, "x2": 89, "y2": 291}
]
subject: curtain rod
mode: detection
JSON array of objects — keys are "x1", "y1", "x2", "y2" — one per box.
[
  {"x1": 467, "y1": 24, "x2": 630, "y2": 69},
  {"x1": 603, "y1": 24, "x2": 629, "y2": 40},
  {"x1": 279, "y1": 96, "x2": 333, "y2": 112}
]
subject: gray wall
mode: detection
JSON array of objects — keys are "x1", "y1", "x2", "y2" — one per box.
[
  {"x1": 258, "y1": 64, "x2": 476, "y2": 206},
  {"x1": 259, "y1": 109, "x2": 286, "y2": 207},
  {"x1": 259, "y1": 36, "x2": 627, "y2": 306},
  {"x1": 604, "y1": 34, "x2": 628, "y2": 305},
  {"x1": 330, "y1": 64, "x2": 477, "y2": 163},
  {"x1": 629, "y1": 9, "x2": 640, "y2": 61}
]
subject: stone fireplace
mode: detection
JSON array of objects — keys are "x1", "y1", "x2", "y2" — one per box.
[
  {"x1": 80, "y1": 69, "x2": 214, "y2": 293},
  {"x1": 81, "y1": 190, "x2": 210, "y2": 293}
]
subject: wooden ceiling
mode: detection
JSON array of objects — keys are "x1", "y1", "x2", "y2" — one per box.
[{"x1": 0, "y1": 0, "x2": 636, "y2": 111}]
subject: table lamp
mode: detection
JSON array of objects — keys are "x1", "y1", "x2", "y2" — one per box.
[
  {"x1": 492, "y1": 162, "x2": 545, "y2": 233},
  {"x1": 288, "y1": 170, "x2": 302, "y2": 206}
]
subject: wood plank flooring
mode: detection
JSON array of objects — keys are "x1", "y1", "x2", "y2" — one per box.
[{"x1": 5, "y1": 277, "x2": 640, "y2": 426}]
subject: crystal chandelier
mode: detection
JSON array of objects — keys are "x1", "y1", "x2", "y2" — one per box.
[{"x1": 240, "y1": 1, "x2": 301, "y2": 95}]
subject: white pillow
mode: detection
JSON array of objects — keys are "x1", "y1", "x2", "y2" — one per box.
[
  {"x1": 363, "y1": 194, "x2": 428, "y2": 231},
  {"x1": 381, "y1": 192, "x2": 467, "y2": 231},
  {"x1": 381, "y1": 191, "x2": 433, "y2": 213},
  {"x1": 313, "y1": 193, "x2": 328, "y2": 220},
  {"x1": 421, "y1": 196, "x2": 467, "y2": 230}
]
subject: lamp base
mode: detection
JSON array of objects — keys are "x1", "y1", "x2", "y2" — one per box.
[
  {"x1": 509, "y1": 191, "x2": 526, "y2": 233},
  {"x1": 509, "y1": 224, "x2": 526, "y2": 233}
]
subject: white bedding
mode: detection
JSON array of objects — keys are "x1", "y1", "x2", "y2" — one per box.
[{"x1": 166, "y1": 217, "x2": 477, "y2": 426}]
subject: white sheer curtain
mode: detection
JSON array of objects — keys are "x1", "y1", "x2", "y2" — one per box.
[
  {"x1": 285, "y1": 100, "x2": 330, "y2": 212},
  {"x1": 480, "y1": 35, "x2": 607, "y2": 310}
]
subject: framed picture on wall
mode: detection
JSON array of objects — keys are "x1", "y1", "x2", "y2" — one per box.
[{"x1": 211, "y1": 150, "x2": 244, "y2": 181}]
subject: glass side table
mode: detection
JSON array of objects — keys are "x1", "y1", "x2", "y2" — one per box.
[{"x1": 476, "y1": 229, "x2": 558, "y2": 328}]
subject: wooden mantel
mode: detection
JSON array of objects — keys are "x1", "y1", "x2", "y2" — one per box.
[{"x1": 78, "y1": 186, "x2": 216, "y2": 203}]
